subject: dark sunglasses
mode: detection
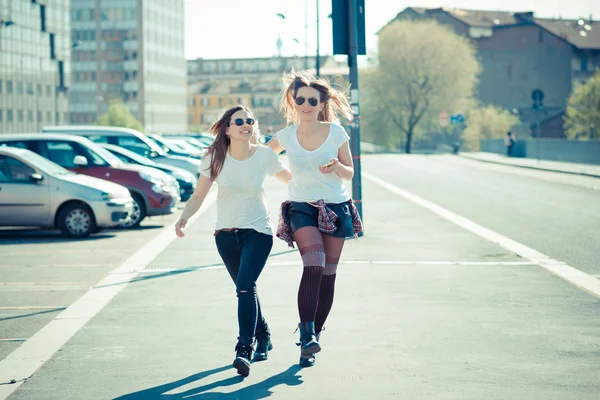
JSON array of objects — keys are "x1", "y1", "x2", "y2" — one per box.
[
  {"x1": 295, "y1": 96, "x2": 319, "y2": 107},
  {"x1": 230, "y1": 118, "x2": 255, "y2": 126}
]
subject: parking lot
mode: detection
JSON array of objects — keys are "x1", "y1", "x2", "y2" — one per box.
[{"x1": 0, "y1": 205, "x2": 184, "y2": 361}]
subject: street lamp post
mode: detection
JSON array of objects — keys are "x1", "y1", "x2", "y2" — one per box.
[
  {"x1": 348, "y1": 0, "x2": 363, "y2": 227},
  {"x1": 315, "y1": 0, "x2": 320, "y2": 77}
]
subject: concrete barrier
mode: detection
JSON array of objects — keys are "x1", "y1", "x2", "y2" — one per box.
[{"x1": 481, "y1": 139, "x2": 600, "y2": 165}]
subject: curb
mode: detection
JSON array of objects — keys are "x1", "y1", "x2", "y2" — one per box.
[{"x1": 459, "y1": 154, "x2": 600, "y2": 179}]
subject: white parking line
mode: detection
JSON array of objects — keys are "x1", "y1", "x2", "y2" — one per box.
[
  {"x1": 364, "y1": 172, "x2": 600, "y2": 299},
  {"x1": 109, "y1": 260, "x2": 536, "y2": 274},
  {"x1": 0, "y1": 191, "x2": 217, "y2": 398}
]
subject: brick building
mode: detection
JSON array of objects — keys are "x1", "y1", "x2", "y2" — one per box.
[{"x1": 382, "y1": 7, "x2": 600, "y2": 138}]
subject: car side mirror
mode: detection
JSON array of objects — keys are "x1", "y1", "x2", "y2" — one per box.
[
  {"x1": 29, "y1": 173, "x2": 44, "y2": 182},
  {"x1": 73, "y1": 155, "x2": 88, "y2": 166}
]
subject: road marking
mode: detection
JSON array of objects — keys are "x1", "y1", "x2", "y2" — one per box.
[
  {"x1": 364, "y1": 172, "x2": 600, "y2": 299},
  {"x1": 0, "y1": 191, "x2": 217, "y2": 398},
  {"x1": 101, "y1": 260, "x2": 537, "y2": 275}
]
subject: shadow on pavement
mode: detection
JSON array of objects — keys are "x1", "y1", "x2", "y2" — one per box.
[
  {"x1": 0, "y1": 229, "x2": 116, "y2": 244},
  {"x1": 114, "y1": 364, "x2": 302, "y2": 399},
  {"x1": 0, "y1": 307, "x2": 67, "y2": 322}
]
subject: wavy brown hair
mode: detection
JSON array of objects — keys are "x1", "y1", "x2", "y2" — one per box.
[
  {"x1": 281, "y1": 68, "x2": 353, "y2": 125},
  {"x1": 204, "y1": 105, "x2": 259, "y2": 180}
]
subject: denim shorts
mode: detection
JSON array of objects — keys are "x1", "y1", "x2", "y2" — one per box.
[{"x1": 286, "y1": 201, "x2": 354, "y2": 238}]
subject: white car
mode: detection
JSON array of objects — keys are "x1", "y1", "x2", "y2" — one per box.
[
  {"x1": 42, "y1": 125, "x2": 202, "y2": 177},
  {"x1": 0, "y1": 147, "x2": 133, "y2": 238}
]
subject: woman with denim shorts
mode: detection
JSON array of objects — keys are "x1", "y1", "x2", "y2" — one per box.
[
  {"x1": 267, "y1": 69, "x2": 363, "y2": 367},
  {"x1": 175, "y1": 105, "x2": 291, "y2": 377}
]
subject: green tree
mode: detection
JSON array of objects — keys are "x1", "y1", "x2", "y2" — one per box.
[
  {"x1": 95, "y1": 101, "x2": 145, "y2": 132},
  {"x1": 361, "y1": 20, "x2": 480, "y2": 153},
  {"x1": 462, "y1": 105, "x2": 521, "y2": 151},
  {"x1": 564, "y1": 69, "x2": 600, "y2": 139}
]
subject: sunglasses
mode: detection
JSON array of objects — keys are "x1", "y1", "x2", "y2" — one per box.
[
  {"x1": 230, "y1": 118, "x2": 255, "y2": 126},
  {"x1": 295, "y1": 96, "x2": 319, "y2": 107}
]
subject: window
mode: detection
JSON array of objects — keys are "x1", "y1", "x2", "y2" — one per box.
[
  {"x1": 43, "y1": 141, "x2": 82, "y2": 168},
  {"x1": 117, "y1": 137, "x2": 151, "y2": 157},
  {"x1": 86, "y1": 135, "x2": 109, "y2": 144},
  {"x1": 0, "y1": 156, "x2": 35, "y2": 183},
  {"x1": 581, "y1": 55, "x2": 588, "y2": 72},
  {"x1": 7, "y1": 81, "x2": 12, "y2": 94},
  {"x1": 17, "y1": 110, "x2": 23, "y2": 122},
  {"x1": 7, "y1": 110, "x2": 13, "y2": 122}
]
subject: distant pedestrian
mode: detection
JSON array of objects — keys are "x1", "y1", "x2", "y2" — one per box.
[
  {"x1": 267, "y1": 69, "x2": 363, "y2": 368},
  {"x1": 505, "y1": 131, "x2": 516, "y2": 157},
  {"x1": 175, "y1": 105, "x2": 291, "y2": 377}
]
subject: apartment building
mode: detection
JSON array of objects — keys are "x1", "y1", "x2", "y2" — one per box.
[
  {"x1": 0, "y1": 0, "x2": 71, "y2": 134},
  {"x1": 70, "y1": 0, "x2": 187, "y2": 133}
]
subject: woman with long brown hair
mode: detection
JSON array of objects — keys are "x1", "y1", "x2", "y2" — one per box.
[
  {"x1": 267, "y1": 69, "x2": 363, "y2": 367},
  {"x1": 175, "y1": 105, "x2": 291, "y2": 377}
]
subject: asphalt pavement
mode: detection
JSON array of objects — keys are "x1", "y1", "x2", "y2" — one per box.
[{"x1": 1, "y1": 154, "x2": 599, "y2": 400}]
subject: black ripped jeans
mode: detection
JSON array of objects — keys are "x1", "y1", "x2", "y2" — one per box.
[{"x1": 215, "y1": 228, "x2": 273, "y2": 347}]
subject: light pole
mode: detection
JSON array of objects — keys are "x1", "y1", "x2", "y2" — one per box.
[
  {"x1": 316, "y1": 0, "x2": 320, "y2": 77},
  {"x1": 348, "y1": 0, "x2": 363, "y2": 226}
]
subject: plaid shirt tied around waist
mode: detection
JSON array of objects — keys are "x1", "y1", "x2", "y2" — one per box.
[{"x1": 276, "y1": 199, "x2": 363, "y2": 248}]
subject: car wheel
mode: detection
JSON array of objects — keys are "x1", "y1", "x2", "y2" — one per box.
[
  {"x1": 119, "y1": 193, "x2": 146, "y2": 229},
  {"x1": 58, "y1": 203, "x2": 96, "y2": 238}
]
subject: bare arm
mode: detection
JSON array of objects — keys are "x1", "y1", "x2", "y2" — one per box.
[
  {"x1": 273, "y1": 167, "x2": 292, "y2": 184},
  {"x1": 319, "y1": 141, "x2": 354, "y2": 180},
  {"x1": 266, "y1": 136, "x2": 284, "y2": 155},
  {"x1": 175, "y1": 175, "x2": 213, "y2": 237}
]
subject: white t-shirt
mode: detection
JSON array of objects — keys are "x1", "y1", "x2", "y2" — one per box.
[
  {"x1": 274, "y1": 122, "x2": 351, "y2": 204},
  {"x1": 199, "y1": 145, "x2": 285, "y2": 236}
]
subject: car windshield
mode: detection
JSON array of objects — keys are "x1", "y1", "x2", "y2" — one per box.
[
  {"x1": 84, "y1": 141, "x2": 125, "y2": 166},
  {"x1": 109, "y1": 146, "x2": 157, "y2": 166},
  {"x1": 21, "y1": 150, "x2": 74, "y2": 175}
]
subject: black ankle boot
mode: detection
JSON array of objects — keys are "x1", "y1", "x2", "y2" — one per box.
[
  {"x1": 233, "y1": 344, "x2": 253, "y2": 376},
  {"x1": 296, "y1": 321, "x2": 321, "y2": 367},
  {"x1": 253, "y1": 332, "x2": 273, "y2": 361},
  {"x1": 300, "y1": 330, "x2": 321, "y2": 367}
]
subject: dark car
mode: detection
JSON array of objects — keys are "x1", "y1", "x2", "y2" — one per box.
[
  {"x1": 100, "y1": 143, "x2": 197, "y2": 201},
  {"x1": 0, "y1": 134, "x2": 179, "y2": 228}
]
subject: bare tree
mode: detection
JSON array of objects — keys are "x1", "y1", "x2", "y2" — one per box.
[{"x1": 362, "y1": 20, "x2": 480, "y2": 153}]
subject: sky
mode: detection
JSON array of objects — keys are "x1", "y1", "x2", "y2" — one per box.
[{"x1": 184, "y1": 0, "x2": 599, "y2": 61}]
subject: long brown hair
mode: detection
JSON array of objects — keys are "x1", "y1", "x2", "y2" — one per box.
[
  {"x1": 281, "y1": 68, "x2": 353, "y2": 125},
  {"x1": 204, "y1": 105, "x2": 258, "y2": 180}
]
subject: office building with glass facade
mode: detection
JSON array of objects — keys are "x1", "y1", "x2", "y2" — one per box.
[
  {"x1": 0, "y1": 0, "x2": 71, "y2": 134},
  {"x1": 70, "y1": 0, "x2": 186, "y2": 133}
]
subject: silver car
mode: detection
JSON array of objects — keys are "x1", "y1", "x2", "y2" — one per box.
[{"x1": 0, "y1": 147, "x2": 133, "y2": 238}]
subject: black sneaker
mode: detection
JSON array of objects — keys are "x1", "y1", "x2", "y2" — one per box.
[
  {"x1": 253, "y1": 333, "x2": 273, "y2": 361},
  {"x1": 233, "y1": 344, "x2": 253, "y2": 376}
]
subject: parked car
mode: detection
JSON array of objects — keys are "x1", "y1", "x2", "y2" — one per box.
[
  {"x1": 147, "y1": 134, "x2": 202, "y2": 159},
  {"x1": 100, "y1": 143, "x2": 197, "y2": 201},
  {"x1": 42, "y1": 126, "x2": 202, "y2": 176},
  {"x1": 168, "y1": 133, "x2": 214, "y2": 148},
  {"x1": 0, "y1": 134, "x2": 179, "y2": 229},
  {"x1": 0, "y1": 146, "x2": 133, "y2": 238}
]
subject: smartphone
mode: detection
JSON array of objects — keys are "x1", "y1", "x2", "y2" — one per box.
[{"x1": 321, "y1": 160, "x2": 334, "y2": 168}]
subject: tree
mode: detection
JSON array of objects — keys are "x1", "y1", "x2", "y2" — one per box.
[
  {"x1": 462, "y1": 105, "x2": 521, "y2": 151},
  {"x1": 361, "y1": 20, "x2": 480, "y2": 153},
  {"x1": 564, "y1": 69, "x2": 600, "y2": 139},
  {"x1": 95, "y1": 101, "x2": 145, "y2": 132}
]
